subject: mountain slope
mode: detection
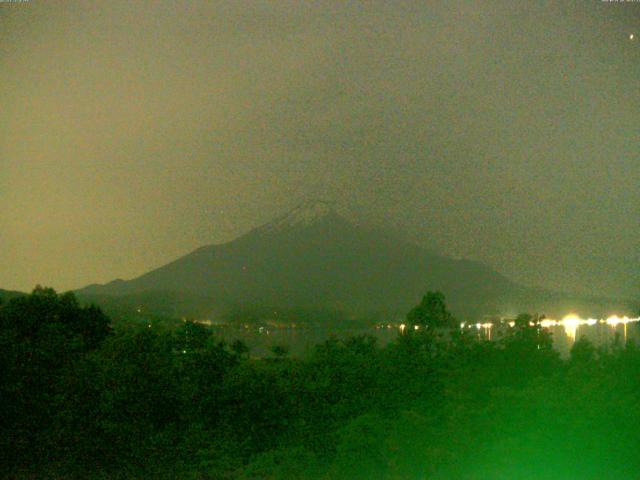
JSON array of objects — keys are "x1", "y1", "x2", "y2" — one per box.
[
  {"x1": 77, "y1": 201, "x2": 634, "y2": 320},
  {"x1": 0, "y1": 288, "x2": 25, "y2": 304}
]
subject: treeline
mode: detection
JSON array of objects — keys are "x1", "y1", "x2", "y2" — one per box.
[{"x1": 2, "y1": 288, "x2": 640, "y2": 479}]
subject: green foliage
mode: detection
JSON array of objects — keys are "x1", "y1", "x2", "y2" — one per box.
[
  {"x1": 231, "y1": 338, "x2": 250, "y2": 356},
  {"x1": 0, "y1": 287, "x2": 111, "y2": 475},
  {"x1": 406, "y1": 290, "x2": 456, "y2": 329},
  {"x1": 240, "y1": 447, "x2": 319, "y2": 480},
  {"x1": 329, "y1": 413, "x2": 391, "y2": 479},
  {"x1": 174, "y1": 320, "x2": 212, "y2": 352},
  {"x1": 570, "y1": 335, "x2": 598, "y2": 366},
  {"x1": 270, "y1": 344, "x2": 289, "y2": 358},
  {"x1": 1, "y1": 286, "x2": 111, "y2": 349},
  {"x1": 3, "y1": 287, "x2": 640, "y2": 479}
]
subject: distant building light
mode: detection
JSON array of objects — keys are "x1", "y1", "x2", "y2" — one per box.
[{"x1": 539, "y1": 319, "x2": 557, "y2": 328}]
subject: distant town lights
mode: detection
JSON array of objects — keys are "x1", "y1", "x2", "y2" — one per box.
[{"x1": 539, "y1": 319, "x2": 557, "y2": 328}]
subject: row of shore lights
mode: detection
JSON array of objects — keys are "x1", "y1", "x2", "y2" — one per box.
[
  {"x1": 395, "y1": 315, "x2": 640, "y2": 337},
  {"x1": 462, "y1": 315, "x2": 640, "y2": 330}
]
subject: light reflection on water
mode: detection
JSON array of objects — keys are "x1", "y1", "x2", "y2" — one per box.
[
  {"x1": 464, "y1": 315, "x2": 640, "y2": 357},
  {"x1": 208, "y1": 315, "x2": 640, "y2": 357},
  {"x1": 549, "y1": 320, "x2": 640, "y2": 357},
  {"x1": 540, "y1": 315, "x2": 639, "y2": 356}
]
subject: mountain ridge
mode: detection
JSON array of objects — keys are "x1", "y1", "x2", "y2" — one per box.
[
  {"x1": 0, "y1": 288, "x2": 25, "y2": 303},
  {"x1": 76, "y1": 203, "x2": 636, "y2": 320}
]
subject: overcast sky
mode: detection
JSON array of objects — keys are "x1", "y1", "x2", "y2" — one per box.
[{"x1": 1, "y1": 0, "x2": 638, "y2": 298}]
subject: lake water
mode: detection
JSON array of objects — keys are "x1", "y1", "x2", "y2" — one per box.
[
  {"x1": 208, "y1": 324, "x2": 399, "y2": 357},
  {"x1": 207, "y1": 315, "x2": 640, "y2": 358},
  {"x1": 468, "y1": 316, "x2": 640, "y2": 357}
]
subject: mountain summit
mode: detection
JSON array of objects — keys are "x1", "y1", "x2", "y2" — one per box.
[{"x1": 253, "y1": 200, "x2": 341, "y2": 235}]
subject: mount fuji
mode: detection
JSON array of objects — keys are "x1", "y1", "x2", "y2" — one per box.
[{"x1": 76, "y1": 201, "x2": 632, "y2": 321}]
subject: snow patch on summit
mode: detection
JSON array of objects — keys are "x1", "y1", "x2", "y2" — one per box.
[{"x1": 257, "y1": 200, "x2": 338, "y2": 233}]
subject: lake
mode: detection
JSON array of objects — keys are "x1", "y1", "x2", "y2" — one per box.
[{"x1": 206, "y1": 314, "x2": 640, "y2": 358}]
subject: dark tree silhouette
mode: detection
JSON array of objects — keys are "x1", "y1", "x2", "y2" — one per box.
[
  {"x1": 0, "y1": 287, "x2": 112, "y2": 475},
  {"x1": 406, "y1": 290, "x2": 456, "y2": 329},
  {"x1": 2, "y1": 286, "x2": 640, "y2": 479},
  {"x1": 271, "y1": 344, "x2": 289, "y2": 359}
]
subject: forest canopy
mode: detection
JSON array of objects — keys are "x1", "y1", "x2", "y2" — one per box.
[{"x1": 1, "y1": 288, "x2": 640, "y2": 479}]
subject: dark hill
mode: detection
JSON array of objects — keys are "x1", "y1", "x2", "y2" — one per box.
[{"x1": 0, "y1": 288, "x2": 26, "y2": 304}]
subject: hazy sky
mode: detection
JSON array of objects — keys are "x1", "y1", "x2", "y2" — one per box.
[{"x1": 1, "y1": 1, "x2": 639, "y2": 297}]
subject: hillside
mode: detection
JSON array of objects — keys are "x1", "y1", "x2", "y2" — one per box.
[
  {"x1": 0, "y1": 289, "x2": 25, "y2": 304},
  {"x1": 77, "y1": 201, "x2": 635, "y2": 321}
]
